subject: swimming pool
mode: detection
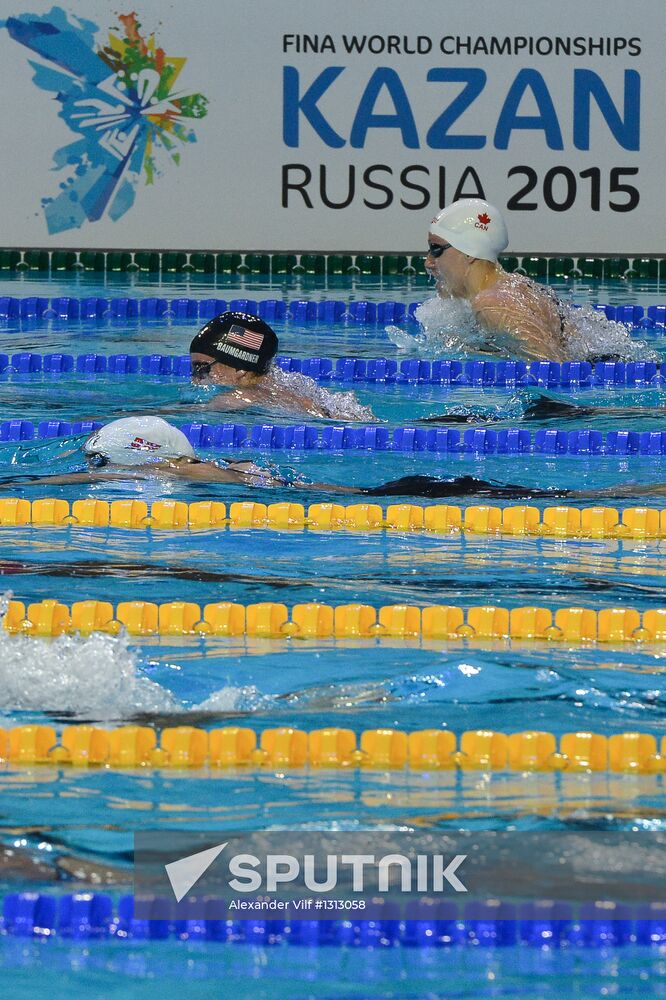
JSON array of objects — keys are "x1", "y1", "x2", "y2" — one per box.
[{"x1": 1, "y1": 266, "x2": 666, "y2": 997}]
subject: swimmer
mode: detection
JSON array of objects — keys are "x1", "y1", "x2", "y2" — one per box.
[
  {"x1": 28, "y1": 416, "x2": 294, "y2": 489},
  {"x1": 189, "y1": 310, "x2": 376, "y2": 421},
  {"x1": 424, "y1": 198, "x2": 633, "y2": 363},
  {"x1": 15, "y1": 416, "x2": 349, "y2": 490},
  {"x1": 8, "y1": 415, "x2": 666, "y2": 502},
  {"x1": 420, "y1": 392, "x2": 666, "y2": 425}
]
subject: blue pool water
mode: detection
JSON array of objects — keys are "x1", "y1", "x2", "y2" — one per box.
[
  {"x1": 2, "y1": 938, "x2": 666, "y2": 999},
  {"x1": 1, "y1": 271, "x2": 666, "y2": 997}
]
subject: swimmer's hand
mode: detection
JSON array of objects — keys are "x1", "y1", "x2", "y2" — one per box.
[
  {"x1": 385, "y1": 325, "x2": 423, "y2": 351},
  {"x1": 0, "y1": 468, "x2": 151, "y2": 487},
  {"x1": 293, "y1": 480, "x2": 359, "y2": 494},
  {"x1": 200, "y1": 393, "x2": 254, "y2": 412}
]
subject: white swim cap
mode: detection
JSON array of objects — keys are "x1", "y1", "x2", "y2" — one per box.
[
  {"x1": 430, "y1": 198, "x2": 509, "y2": 262},
  {"x1": 83, "y1": 416, "x2": 195, "y2": 466}
]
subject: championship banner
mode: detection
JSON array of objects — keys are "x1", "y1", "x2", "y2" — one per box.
[{"x1": 0, "y1": 0, "x2": 661, "y2": 252}]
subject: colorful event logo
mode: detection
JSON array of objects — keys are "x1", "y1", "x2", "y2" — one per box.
[{"x1": 2, "y1": 7, "x2": 209, "y2": 233}]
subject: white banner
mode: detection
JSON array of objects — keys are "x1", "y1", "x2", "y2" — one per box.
[{"x1": 0, "y1": 0, "x2": 662, "y2": 252}]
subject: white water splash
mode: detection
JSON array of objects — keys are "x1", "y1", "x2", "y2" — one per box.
[
  {"x1": 385, "y1": 324, "x2": 426, "y2": 351},
  {"x1": 194, "y1": 686, "x2": 272, "y2": 712},
  {"x1": 0, "y1": 596, "x2": 270, "y2": 720},
  {"x1": 406, "y1": 293, "x2": 658, "y2": 362},
  {"x1": 412, "y1": 296, "x2": 490, "y2": 353},
  {"x1": 415, "y1": 295, "x2": 480, "y2": 340},
  {"x1": 563, "y1": 303, "x2": 658, "y2": 362},
  {"x1": 270, "y1": 367, "x2": 376, "y2": 421},
  {"x1": 0, "y1": 628, "x2": 179, "y2": 718},
  {"x1": 182, "y1": 373, "x2": 376, "y2": 421}
]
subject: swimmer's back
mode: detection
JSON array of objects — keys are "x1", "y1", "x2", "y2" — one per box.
[{"x1": 473, "y1": 274, "x2": 569, "y2": 361}]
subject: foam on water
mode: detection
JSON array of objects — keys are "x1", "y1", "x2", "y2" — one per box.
[
  {"x1": 413, "y1": 296, "x2": 487, "y2": 353},
  {"x1": 0, "y1": 591, "x2": 271, "y2": 720},
  {"x1": 0, "y1": 629, "x2": 281, "y2": 720},
  {"x1": 564, "y1": 303, "x2": 658, "y2": 361},
  {"x1": 181, "y1": 368, "x2": 376, "y2": 421},
  {"x1": 0, "y1": 628, "x2": 179, "y2": 718},
  {"x1": 406, "y1": 293, "x2": 657, "y2": 361},
  {"x1": 269, "y1": 367, "x2": 376, "y2": 420},
  {"x1": 386, "y1": 296, "x2": 485, "y2": 354},
  {"x1": 193, "y1": 685, "x2": 272, "y2": 712}
]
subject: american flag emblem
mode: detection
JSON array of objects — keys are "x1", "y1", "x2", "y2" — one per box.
[{"x1": 224, "y1": 324, "x2": 264, "y2": 351}]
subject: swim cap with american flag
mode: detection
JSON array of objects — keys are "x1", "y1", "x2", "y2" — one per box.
[{"x1": 190, "y1": 311, "x2": 278, "y2": 374}]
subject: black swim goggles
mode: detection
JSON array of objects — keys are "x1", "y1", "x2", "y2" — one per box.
[
  {"x1": 191, "y1": 359, "x2": 217, "y2": 380},
  {"x1": 427, "y1": 241, "x2": 452, "y2": 258}
]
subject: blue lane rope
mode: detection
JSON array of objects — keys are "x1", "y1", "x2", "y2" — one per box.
[
  {"x1": 0, "y1": 296, "x2": 663, "y2": 330},
  {"x1": 2, "y1": 354, "x2": 666, "y2": 389},
  {"x1": 2, "y1": 892, "x2": 664, "y2": 946},
  {"x1": 5, "y1": 419, "x2": 666, "y2": 456},
  {"x1": 182, "y1": 424, "x2": 666, "y2": 455}
]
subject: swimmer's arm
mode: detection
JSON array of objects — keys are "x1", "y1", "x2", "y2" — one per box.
[
  {"x1": 0, "y1": 470, "x2": 140, "y2": 487},
  {"x1": 298, "y1": 481, "x2": 359, "y2": 494},
  {"x1": 201, "y1": 393, "x2": 253, "y2": 412},
  {"x1": 628, "y1": 484, "x2": 666, "y2": 497},
  {"x1": 569, "y1": 483, "x2": 666, "y2": 499},
  {"x1": 197, "y1": 393, "x2": 359, "y2": 422},
  {"x1": 174, "y1": 461, "x2": 361, "y2": 492},
  {"x1": 168, "y1": 460, "x2": 287, "y2": 486},
  {"x1": 147, "y1": 395, "x2": 253, "y2": 416}
]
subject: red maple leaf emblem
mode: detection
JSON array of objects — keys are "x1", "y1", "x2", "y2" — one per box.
[{"x1": 478, "y1": 213, "x2": 491, "y2": 225}]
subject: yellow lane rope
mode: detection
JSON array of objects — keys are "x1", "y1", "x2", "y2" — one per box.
[
  {"x1": 5, "y1": 598, "x2": 666, "y2": 642},
  {"x1": 0, "y1": 497, "x2": 665, "y2": 538},
  {"x1": 1, "y1": 724, "x2": 663, "y2": 773}
]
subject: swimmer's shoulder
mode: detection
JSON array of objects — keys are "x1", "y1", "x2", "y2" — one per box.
[
  {"x1": 163, "y1": 458, "x2": 241, "y2": 482},
  {"x1": 472, "y1": 283, "x2": 523, "y2": 331},
  {"x1": 473, "y1": 273, "x2": 532, "y2": 312},
  {"x1": 472, "y1": 279, "x2": 568, "y2": 361}
]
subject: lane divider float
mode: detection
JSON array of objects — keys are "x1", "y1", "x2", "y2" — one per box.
[
  {"x1": 5, "y1": 419, "x2": 666, "y2": 455},
  {"x1": 5, "y1": 598, "x2": 666, "y2": 643},
  {"x1": 0, "y1": 294, "x2": 660, "y2": 328},
  {"x1": 1, "y1": 497, "x2": 665, "y2": 539},
  {"x1": 1, "y1": 723, "x2": 665, "y2": 772},
  {"x1": 3, "y1": 353, "x2": 666, "y2": 389},
  {"x1": 2, "y1": 891, "x2": 661, "y2": 945}
]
